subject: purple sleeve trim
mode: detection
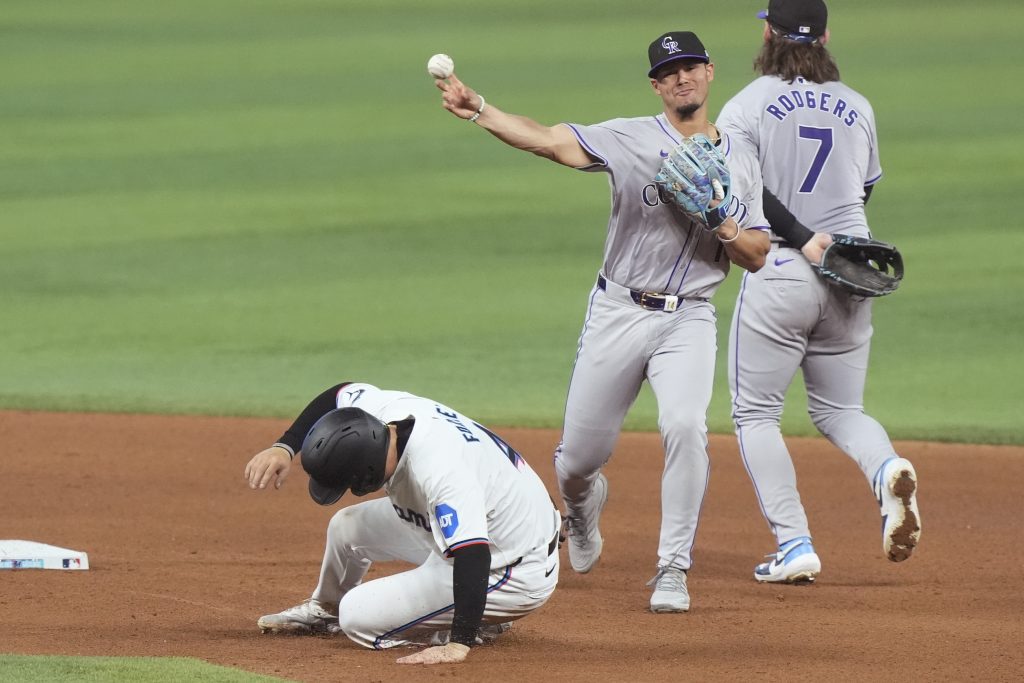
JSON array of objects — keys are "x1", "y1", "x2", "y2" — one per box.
[
  {"x1": 565, "y1": 123, "x2": 608, "y2": 169},
  {"x1": 865, "y1": 172, "x2": 882, "y2": 186}
]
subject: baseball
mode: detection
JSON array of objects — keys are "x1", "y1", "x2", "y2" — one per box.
[{"x1": 427, "y1": 53, "x2": 454, "y2": 79}]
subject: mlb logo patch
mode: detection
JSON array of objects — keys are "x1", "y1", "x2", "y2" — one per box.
[{"x1": 435, "y1": 504, "x2": 460, "y2": 539}]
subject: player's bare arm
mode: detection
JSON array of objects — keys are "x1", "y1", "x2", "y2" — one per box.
[
  {"x1": 244, "y1": 445, "x2": 293, "y2": 490},
  {"x1": 717, "y1": 220, "x2": 769, "y2": 272},
  {"x1": 436, "y1": 74, "x2": 592, "y2": 168}
]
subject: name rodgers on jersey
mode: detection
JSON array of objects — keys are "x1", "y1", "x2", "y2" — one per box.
[{"x1": 765, "y1": 80, "x2": 861, "y2": 127}]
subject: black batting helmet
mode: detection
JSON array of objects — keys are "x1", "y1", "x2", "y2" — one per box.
[{"x1": 301, "y1": 407, "x2": 391, "y2": 505}]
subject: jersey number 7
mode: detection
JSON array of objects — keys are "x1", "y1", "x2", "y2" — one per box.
[{"x1": 797, "y1": 126, "x2": 834, "y2": 193}]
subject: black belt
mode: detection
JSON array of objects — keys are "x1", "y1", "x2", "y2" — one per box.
[
  {"x1": 597, "y1": 274, "x2": 708, "y2": 311},
  {"x1": 511, "y1": 529, "x2": 559, "y2": 567}
]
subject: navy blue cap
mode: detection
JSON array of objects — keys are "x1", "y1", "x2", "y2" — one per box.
[
  {"x1": 647, "y1": 31, "x2": 709, "y2": 78},
  {"x1": 758, "y1": 0, "x2": 828, "y2": 40}
]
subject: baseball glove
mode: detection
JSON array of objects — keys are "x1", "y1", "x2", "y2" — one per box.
[
  {"x1": 655, "y1": 134, "x2": 732, "y2": 230},
  {"x1": 815, "y1": 234, "x2": 904, "y2": 297}
]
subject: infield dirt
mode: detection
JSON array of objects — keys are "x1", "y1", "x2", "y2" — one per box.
[{"x1": 2, "y1": 411, "x2": 1021, "y2": 682}]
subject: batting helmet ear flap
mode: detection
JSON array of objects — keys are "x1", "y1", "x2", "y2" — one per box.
[{"x1": 301, "y1": 408, "x2": 391, "y2": 505}]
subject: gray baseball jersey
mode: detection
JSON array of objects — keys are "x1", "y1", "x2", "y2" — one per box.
[
  {"x1": 718, "y1": 76, "x2": 881, "y2": 238},
  {"x1": 566, "y1": 114, "x2": 769, "y2": 297},
  {"x1": 718, "y1": 75, "x2": 899, "y2": 551},
  {"x1": 553, "y1": 114, "x2": 768, "y2": 575}
]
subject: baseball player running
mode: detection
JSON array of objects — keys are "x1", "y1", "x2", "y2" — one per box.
[
  {"x1": 244, "y1": 382, "x2": 561, "y2": 665},
  {"x1": 716, "y1": 0, "x2": 921, "y2": 583},
  {"x1": 435, "y1": 30, "x2": 769, "y2": 612}
]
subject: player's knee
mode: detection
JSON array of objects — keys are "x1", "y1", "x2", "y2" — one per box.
[
  {"x1": 658, "y1": 409, "x2": 706, "y2": 440},
  {"x1": 554, "y1": 439, "x2": 613, "y2": 480},
  {"x1": 808, "y1": 406, "x2": 853, "y2": 432},
  {"x1": 555, "y1": 455, "x2": 602, "y2": 481},
  {"x1": 731, "y1": 394, "x2": 784, "y2": 426},
  {"x1": 325, "y1": 506, "x2": 360, "y2": 545},
  {"x1": 732, "y1": 408, "x2": 783, "y2": 429}
]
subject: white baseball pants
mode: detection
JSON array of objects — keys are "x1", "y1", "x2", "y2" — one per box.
[{"x1": 310, "y1": 498, "x2": 559, "y2": 649}]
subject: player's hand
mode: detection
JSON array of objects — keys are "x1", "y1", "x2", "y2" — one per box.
[
  {"x1": 396, "y1": 642, "x2": 470, "y2": 665},
  {"x1": 243, "y1": 446, "x2": 292, "y2": 490},
  {"x1": 801, "y1": 232, "x2": 833, "y2": 266},
  {"x1": 435, "y1": 74, "x2": 481, "y2": 121}
]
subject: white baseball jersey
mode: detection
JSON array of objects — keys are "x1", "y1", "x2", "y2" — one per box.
[
  {"x1": 717, "y1": 76, "x2": 881, "y2": 238},
  {"x1": 334, "y1": 383, "x2": 558, "y2": 570},
  {"x1": 565, "y1": 114, "x2": 769, "y2": 297}
]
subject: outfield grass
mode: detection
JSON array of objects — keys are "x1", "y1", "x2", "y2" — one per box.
[
  {"x1": 0, "y1": 655, "x2": 292, "y2": 682},
  {"x1": 2, "y1": 0, "x2": 1022, "y2": 443}
]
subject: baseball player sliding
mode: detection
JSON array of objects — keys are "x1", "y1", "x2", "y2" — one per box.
[
  {"x1": 435, "y1": 30, "x2": 769, "y2": 612},
  {"x1": 244, "y1": 383, "x2": 561, "y2": 665},
  {"x1": 717, "y1": 0, "x2": 921, "y2": 583}
]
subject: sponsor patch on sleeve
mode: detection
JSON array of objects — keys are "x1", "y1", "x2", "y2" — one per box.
[{"x1": 435, "y1": 503, "x2": 459, "y2": 540}]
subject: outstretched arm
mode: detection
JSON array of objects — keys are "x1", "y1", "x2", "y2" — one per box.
[{"x1": 436, "y1": 74, "x2": 594, "y2": 168}]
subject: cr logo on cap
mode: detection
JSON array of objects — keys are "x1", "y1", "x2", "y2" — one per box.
[{"x1": 661, "y1": 36, "x2": 680, "y2": 54}]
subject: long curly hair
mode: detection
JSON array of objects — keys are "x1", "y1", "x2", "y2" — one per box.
[{"x1": 754, "y1": 31, "x2": 840, "y2": 84}]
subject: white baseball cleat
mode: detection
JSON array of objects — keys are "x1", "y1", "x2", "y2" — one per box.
[
  {"x1": 257, "y1": 598, "x2": 339, "y2": 634},
  {"x1": 648, "y1": 566, "x2": 690, "y2": 613},
  {"x1": 754, "y1": 536, "x2": 821, "y2": 584},
  {"x1": 873, "y1": 457, "x2": 921, "y2": 562},
  {"x1": 564, "y1": 474, "x2": 608, "y2": 574}
]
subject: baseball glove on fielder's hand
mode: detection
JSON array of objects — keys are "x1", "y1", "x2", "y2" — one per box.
[
  {"x1": 655, "y1": 134, "x2": 732, "y2": 230},
  {"x1": 815, "y1": 234, "x2": 904, "y2": 297}
]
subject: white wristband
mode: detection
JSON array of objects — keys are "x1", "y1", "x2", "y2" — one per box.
[
  {"x1": 716, "y1": 225, "x2": 743, "y2": 243},
  {"x1": 468, "y1": 96, "x2": 486, "y2": 123}
]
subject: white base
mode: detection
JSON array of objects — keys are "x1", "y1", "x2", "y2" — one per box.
[{"x1": 0, "y1": 540, "x2": 89, "y2": 570}]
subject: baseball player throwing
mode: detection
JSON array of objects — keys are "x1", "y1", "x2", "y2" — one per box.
[
  {"x1": 245, "y1": 383, "x2": 561, "y2": 664},
  {"x1": 716, "y1": 0, "x2": 921, "y2": 583},
  {"x1": 435, "y1": 30, "x2": 769, "y2": 611}
]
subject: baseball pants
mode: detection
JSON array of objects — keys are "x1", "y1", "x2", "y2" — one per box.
[
  {"x1": 554, "y1": 279, "x2": 716, "y2": 570},
  {"x1": 729, "y1": 249, "x2": 899, "y2": 543},
  {"x1": 310, "y1": 499, "x2": 559, "y2": 649}
]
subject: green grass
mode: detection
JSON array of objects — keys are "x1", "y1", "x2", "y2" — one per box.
[
  {"x1": 2, "y1": 0, "x2": 1022, "y2": 443},
  {"x1": 0, "y1": 655, "x2": 292, "y2": 682}
]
